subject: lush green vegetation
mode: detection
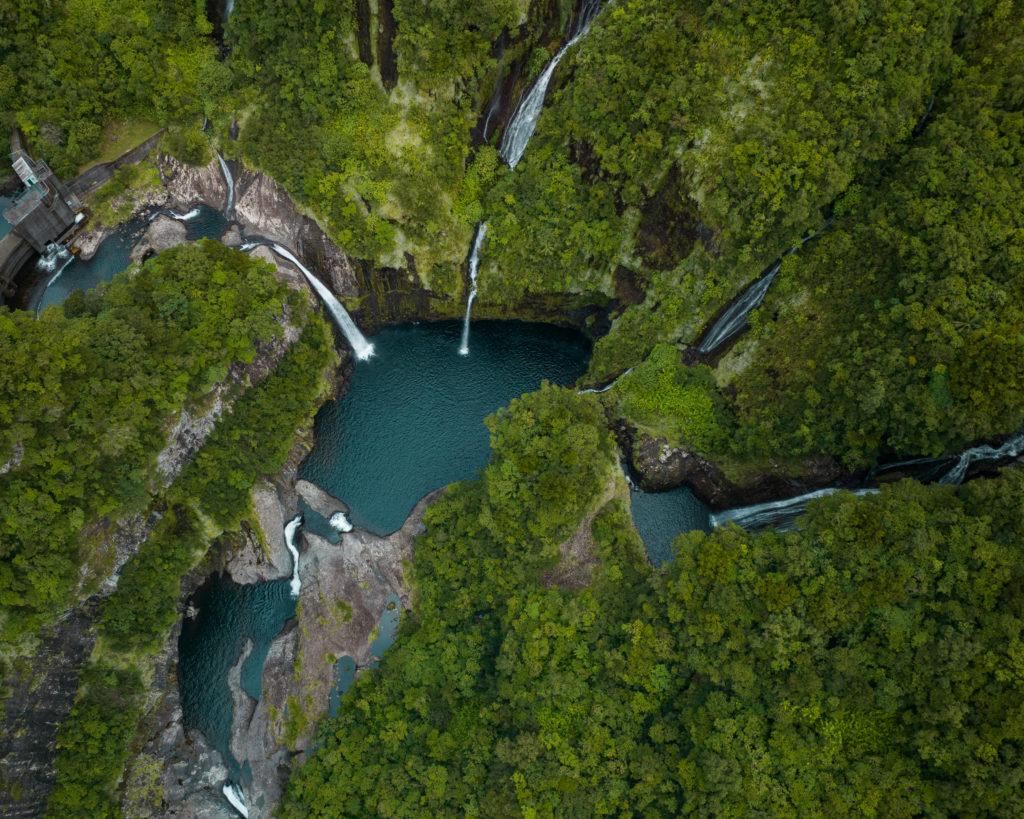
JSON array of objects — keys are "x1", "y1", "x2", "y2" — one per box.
[
  {"x1": 44, "y1": 288, "x2": 336, "y2": 817},
  {"x1": 611, "y1": 343, "x2": 733, "y2": 455},
  {"x1": 0, "y1": 0, "x2": 219, "y2": 176},
  {"x1": 722, "y1": 3, "x2": 1024, "y2": 466},
  {"x1": 282, "y1": 420, "x2": 1024, "y2": 814},
  {"x1": 0, "y1": 242, "x2": 290, "y2": 639}
]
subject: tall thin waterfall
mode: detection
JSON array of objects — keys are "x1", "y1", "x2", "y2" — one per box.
[
  {"x1": 222, "y1": 782, "x2": 248, "y2": 817},
  {"x1": 938, "y1": 429, "x2": 1024, "y2": 485},
  {"x1": 499, "y1": 0, "x2": 605, "y2": 169},
  {"x1": 697, "y1": 261, "x2": 781, "y2": 354},
  {"x1": 712, "y1": 487, "x2": 878, "y2": 532},
  {"x1": 284, "y1": 515, "x2": 303, "y2": 597},
  {"x1": 579, "y1": 367, "x2": 633, "y2": 394},
  {"x1": 270, "y1": 243, "x2": 375, "y2": 360},
  {"x1": 216, "y1": 152, "x2": 235, "y2": 218},
  {"x1": 225, "y1": 0, "x2": 235, "y2": 19},
  {"x1": 458, "y1": 223, "x2": 488, "y2": 355}
]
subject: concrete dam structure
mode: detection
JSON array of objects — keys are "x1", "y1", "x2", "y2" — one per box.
[{"x1": 0, "y1": 146, "x2": 83, "y2": 305}]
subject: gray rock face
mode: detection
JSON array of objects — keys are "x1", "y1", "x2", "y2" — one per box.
[
  {"x1": 233, "y1": 168, "x2": 359, "y2": 297},
  {"x1": 130, "y1": 214, "x2": 188, "y2": 262},
  {"x1": 160, "y1": 154, "x2": 229, "y2": 213},
  {"x1": 294, "y1": 479, "x2": 349, "y2": 521},
  {"x1": 225, "y1": 487, "x2": 292, "y2": 584},
  {"x1": 221, "y1": 225, "x2": 242, "y2": 247},
  {"x1": 155, "y1": 313, "x2": 300, "y2": 489},
  {"x1": 227, "y1": 490, "x2": 442, "y2": 817},
  {"x1": 247, "y1": 245, "x2": 307, "y2": 295},
  {"x1": 628, "y1": 427, "x2": 846, "y2": 508},
  {"x1": 0, "y1": 601, "x2": 99, "y2": 818}
]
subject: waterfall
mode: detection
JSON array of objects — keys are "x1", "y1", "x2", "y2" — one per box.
[
  {"x1": 458, "y1": 223, "x2": 488, "y2": 355},
  {"x1": 499, "y1": 1, "x2": 605, "y2": 168},
  {"x1": 697, "y1": 261, "x2": 781, "y2": 355},
  {"x1": 938, "y1": 429, "x2": 1024, "y2": 485},
  {"x1": 579, "y1": 367, "x2": 633, "y2": 395},
  {"x1": 270, "y1": 243, "x2": 375, "y2": 360},
  {"x1": 225, "y1": 0, "x2": 235, "y2": 19},
  {"x1": 170, "y1": 208, "x2": 201, "y2": 221},
  {"x1": 330, "y1": 511, "x2": 353, "y2": 533},
  {"x1": 222, "y1": 783, "x2": 248, "y2": 818},
  {"x1": 712, "y1": 487, "x2": 878, "y2": 532},
  {"x1": 284, "y1": 515, "x2": 303, "y2": 598},
  {"x1": 216, "y1": 153, "x2": 235, "y2": 218},
  {"x1": 36, "y1": 242, "x2": 72, "y2": 274}
]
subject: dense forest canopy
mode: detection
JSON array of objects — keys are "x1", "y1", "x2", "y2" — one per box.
[
  {"x1": 1, "y1": 0, "x2": 1023, "y2": 814},
  {"x1": 0, "y1": 242, "x2": 300, "y2": 638},
  {"x1": 282, "y1": 392, "x2": 1024, "y2": 815}
]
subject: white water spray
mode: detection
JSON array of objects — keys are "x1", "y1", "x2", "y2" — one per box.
[
  {"x1": 284, "y1": 515, "x2": 303, "y2": 598},
  {"x1": 329, "y1": 511, "x2": 354, "y2": 533},
  {"x1": 170, "y1": 208, "x2": 201, "y2": 221},
  {"x1": 270, "y1": 243, "x2": 375, "y2": 360},
  {"x1": 698, "y1": 261, "x2": 781, "y2": 354},
  {"x1": 458, "y1": 223, "x2": 488, "y2": 355},
  {"x1": 579, "y1": 367, "x2": 633, "y2": 395},
  {"x1": 222, "y1": 783, "x2": 248, "y2": 818},
  {"x1": 216, "y1": 153, "x2": 235, "y2": 217},
  {"x1": 938, "y1": 429, "x2": 1024, "y2": 485},
  {"x1": 712, "y1": 487, "x2": 878, "y2": 532},
  {"x1": 500, "y1": 2, "x2": 604, "y2": 168}
]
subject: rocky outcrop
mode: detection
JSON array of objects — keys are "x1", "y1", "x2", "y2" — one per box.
[
  {"x1": 0, "y1": 601, "x2": 99, "y2": 818},
  {"x1": 225, "y1": 489, "x2": 292, "y2": 585},
  {"x1": 294, "y1": 479, "x2": 349, "y2": 521},
  {"x1": 160, "y1": 154, "x2": 228, "y2": 214},
  {"x1": 75, "y1": 185, "x2": 171, "y2": 262},
  {"x1": 232, "y1": 168, "x2": 359, "y2": 298},
  {"x1": 130, "y1": 214, "x2": 188, "y2": 262},
  {"x1": 227, "y1": 490, "x2": 443, "y2": 817},
  {"x1": 625, "y1": 425, "x2": 849, "y2": 509}
]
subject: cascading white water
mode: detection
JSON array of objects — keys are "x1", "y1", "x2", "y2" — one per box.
[
  {"x1": 225, "y1": 0, "x2": 235, "y2": 19},
  {"x1": 270, "y1": 243, "x2": 375, "y2": 360},
  {"x1": 170, "y1": 208, "x2": 201, "y2": 221},
  {"x1": 284, "y1": 515, "x2": 303, "y2": 598},
  {"x1": 579, "y1": 367, "x2": 633, "y2": 395},
  {"x1": 36, "y1": 242, "x2": 71, "y2": 274},
  {"x1": 499, "y1": 0, "x2": 605, "y2": 168},
  {"x1": 697, "y1": 261, "x2": 781, "y2": 354},
  {"x1": 216, "y1": 153, "x2": 235, "y2": 217},
  {"x1": 222, "y1": 783, "x2": 249, "y2": 818},
  {"x1": 458, "y1": 223, "x2": 488, "y2": 355},
  {"x1": 712, "y1": 487, "x2": 878, "y2": 532},
  {"x1": 938, "y1": 430, "x2": 1024, "y2": 485},
  {"x1": 329, "y1": 511, "x2": 353, "y2": 533}
]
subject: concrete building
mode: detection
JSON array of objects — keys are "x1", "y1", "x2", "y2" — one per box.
[{"x1": 3, "y1": 150, "x2": 82, "y2": 253}]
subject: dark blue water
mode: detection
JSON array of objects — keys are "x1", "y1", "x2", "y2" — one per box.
[
  {"x1": 300, "y1": 320, "x2": 592, "y2": 534},
  {"x1": 178, "y1": 573, "x2": 296, "y2": 780},
  {"x1": 32, "y1": 205, "x2": 229, "y2": 310},
  {"x1": 630, "y1": 487, "x2": 710, "y2": 566},
  {"x1": 0, "y1": 194, "x2": 13, "y2": 240}
]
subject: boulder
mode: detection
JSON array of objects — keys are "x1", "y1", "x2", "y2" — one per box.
[
  {"x1": 294, "y1": 479, "x2": 349, "y2": 521},
  {"x1": 131, "y1": 214, "x2": 188, "y2": 262}
]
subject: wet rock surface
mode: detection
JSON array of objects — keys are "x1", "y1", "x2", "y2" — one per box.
[
  {"x1": 131, "y1": 214, "x2": 188, "y2": 262},
  {"x1": 0, "y1": 601, "x2": 99, "y2": 818},
  {"x1": 625, "y1": 425, "x2": 849, "y2": 509},
  {"x1": 294, "y1": 478, "x2": 349, "y2": 521},
  {"x1": 160, "y1": 154, "x2": 229, "y2": 214},
  {"x1": 233, "y1": 168, "x2": 359, "y2": 298},
  {"x1": 227, "y1": 489, "x2": 443, "y2": 817}
]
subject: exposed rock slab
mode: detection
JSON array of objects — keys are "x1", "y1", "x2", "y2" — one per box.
[
  {"x1": 627, "y1": 426, "x2": 848, "y2": 508},
  {"x1": 294, "y1": 479, "x2": 349, "y2": 521},
  {"x1": 131, "y1": 214, "x2": 188, "y2": 262},
  {"x1": 229, "y1": 489, "x2": 443, "y2": 817},
  {"x1": 160, "y1": 154, "x2": 229, "y2": 213},
  {"x1": 0, "y1": 601, "x2": 99, "y2": 817},
  {"x1": 233, "y1": 168, "x2": 359, "y2": 297},
  {"x1": 226, "y1": 484, "x2": 293, "y2": 584}
]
